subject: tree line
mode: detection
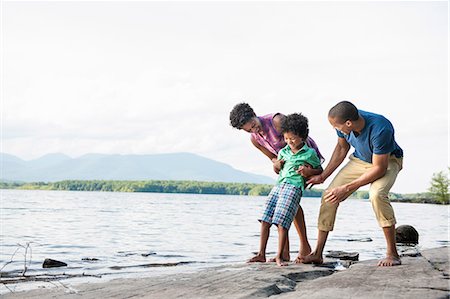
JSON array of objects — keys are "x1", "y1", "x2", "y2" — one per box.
[
  {"x1": 1, "y1": 170, "x2": 447, "y2": 204},
  {"x1": 0, "y1": 180, "x2": 324, "y2": 197}
]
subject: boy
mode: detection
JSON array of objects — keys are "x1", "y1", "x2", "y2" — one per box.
[{"x1": 248, "y1": 113, "x2": 322, "y2": 266}]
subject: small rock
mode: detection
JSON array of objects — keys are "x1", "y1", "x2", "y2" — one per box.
[
  {"x1": 42, "y1": 258, "x2": 67, "y2": 268},
  {"x1": 325, "y1": 251, "x2": 359, "y2": 261},
  {"x1": 82, "y1": 258, "x2": 99, "y2": 261},
  {"x1": 142, "y1": 252, "x2": 157, "y2": 257},
  {"x1": 396, "y1": 225, "x2": 419, "y2": 244}
]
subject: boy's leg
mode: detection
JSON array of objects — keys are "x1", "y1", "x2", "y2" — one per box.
[
  {"x1": 270, "y1": 230, "x2": 290, "y2": 262},
  {"x1": 369, "y1": 156, "x2": 402, "y2": 267},
  {"x1": 248, "y1": 221, "x2": 271, "y2": 263},
  {"x1": 293, "y1": 206, "x2": 311, "y2": 262},
  {"x1": 253, "y1": 185, "x2": 279, "y2": 262},
  {"x1": 271, "y1": 183, "x2": 302, "y2": 265},
  {"x1": 276, "y1": 225, "x2": 289, "y2": 266},
  {"x1": 302, "y1": 156, "x2": 369, "y2": 264},
  {"x1": 268, "y1": 184, "x2": 291, "y2": 262}
]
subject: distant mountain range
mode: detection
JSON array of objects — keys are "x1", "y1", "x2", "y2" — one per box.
[{"x1": 0, "y1": 152, "x2": 275, "y2": 184}]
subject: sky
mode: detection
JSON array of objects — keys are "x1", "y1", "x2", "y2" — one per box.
[{"x1": 1, "y1": 1, "x2": 448, "y2": 194}]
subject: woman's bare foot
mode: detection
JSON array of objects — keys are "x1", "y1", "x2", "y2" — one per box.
[
  {"x1": 295, "y1": 246, "x2": 312, "y2": 263},
  {"x1": 275, "y1": 256, "x2": 288, "y2": 267},
  {"x1": 247, "y1": 253, "x2": 266, "y2": 263},
  {"x1": 377, "y1": 255, "x2": 401, "y2": 267},
  {"x1": 299, "y1": 252, "x2": 323, "y2": 264}
]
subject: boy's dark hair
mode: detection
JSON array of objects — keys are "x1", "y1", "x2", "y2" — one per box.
[
  {"x1": 281, "y1": 113, "x2": 309, "y2": 140},
  {"x1": 328, "y1": 101, "x2": 359, "y2": 123},
  {"x1": 229, "y1": 103, "x2": 256, "y2": 129}
]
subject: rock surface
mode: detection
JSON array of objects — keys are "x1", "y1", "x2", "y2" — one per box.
[
  {"x1": 42, "y1": 259, "x2": 67, "y2": 268},
  {"x1": 3, "y1": 247, "x2": 448, "y2": 299},
  {"x1": 325, "y1": 250, "x2": 359, "y2": 261},
  {"x1": 396, "y1": 225, "x2": 419, "y2": 244}
]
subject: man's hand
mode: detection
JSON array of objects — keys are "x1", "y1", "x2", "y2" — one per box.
[
  {"x1": 273, "y1": 159, "x2": 285, "y2": 174},
  {"x1": 306, "y1": 174, "x2": 325, "y2": 188},
  {"x1": 323, "y1": 185, "x2": 352, "y2": 204}
]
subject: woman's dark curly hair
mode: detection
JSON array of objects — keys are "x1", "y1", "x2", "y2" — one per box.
[
  {"x1": 281, "y1": 113, "x2": 309, "y2": 140},
  {"x1": 229, "y1": 103, "x2": 256, "y2": 129}
]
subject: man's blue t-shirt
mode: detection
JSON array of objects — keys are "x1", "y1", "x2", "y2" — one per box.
[{"x1": 336, "y1": 110, "x2": 403, "y2": 163}]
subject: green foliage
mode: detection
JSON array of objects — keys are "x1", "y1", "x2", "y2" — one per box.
[
  {"x1": 2, "y1": 180, "x2": 320, "y2": 197},
  {"x1": 353, "y1": 191, "x2": 370, "y2": 199},
  {"x1": 1, "y1": 178, "x2": 448, "y2": 205},
  {"x1": 428, "y1": 169, "x2": 449, "y2": 204}
]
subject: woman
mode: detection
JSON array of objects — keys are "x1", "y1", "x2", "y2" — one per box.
[{"x1": 229, "y1": 102, "x2": 324, "y2": 262}]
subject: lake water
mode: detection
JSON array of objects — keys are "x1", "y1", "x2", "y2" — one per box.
[{"x1": 1, "y1": 189, "x2": 448, "y2": 293}]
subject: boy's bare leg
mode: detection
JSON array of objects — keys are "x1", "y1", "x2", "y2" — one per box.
[
  {"x1": 276, "y1": 225, "x2": 289, "y2": 266},
  {"x1": 293, "y1": 206, "x2": 312, "y2": 263},
  {"x1": 248, "y1": 221, "x2": 271, "y2": 263},
  {"x1": 268, "y1": 230, "x2": 290, "y2": 262},
  {"x1": 378, "y1": 225, "x2": 401, "y2": 266},
  {"x1": 300, "y1": 229, "x2": 327, "y2": 264}
]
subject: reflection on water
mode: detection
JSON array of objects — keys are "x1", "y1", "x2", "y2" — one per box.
[{"x1": 1, "y1": 189, "x2": 448, "y2": 293}]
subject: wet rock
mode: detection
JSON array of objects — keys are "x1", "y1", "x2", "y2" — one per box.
[
  {"x1": 347, "y1": 237, "x2": 373, "y2": 242},
  {"x1": 82, "y1": 258, "x2": 99, "y2": 261},
  {"x1": 396, "y1": 225, "x2": 419, "y2": 244},
  {"x1": 141, "y1": 252, "x2": 156, "y2": 257},
  {"x1": 399, "y1": 247, "x2": 421, "y2": 257},
  {"x1": 42, "y1": 258, "x2": 67, "y2": 268},
  {"x1": 325, "y1": 251, "x2": 359, "y2": 261}
]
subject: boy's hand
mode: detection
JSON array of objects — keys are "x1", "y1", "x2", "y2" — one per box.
[{"x1": 273, "y1": 159, "x2": 285, "y2": 174}]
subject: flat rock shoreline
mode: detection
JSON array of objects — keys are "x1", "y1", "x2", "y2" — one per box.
[{"x1": 2, "y1": 247, "x2": 449, "y2": 299}]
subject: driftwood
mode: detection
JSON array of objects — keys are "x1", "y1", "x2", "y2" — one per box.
[{"x1": 1, "y1": 272, "x2": 102, "y2": 285}]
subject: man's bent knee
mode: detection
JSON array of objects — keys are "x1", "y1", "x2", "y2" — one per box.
[{"x1": 369, "y1": 191, "x2": 396, "y2": 228}]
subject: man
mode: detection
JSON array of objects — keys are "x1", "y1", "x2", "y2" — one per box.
[{"x1": 303, "y1": 101, "x2": 403, "y2": 266}]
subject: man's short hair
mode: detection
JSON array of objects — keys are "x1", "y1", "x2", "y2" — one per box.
[
  {"x1": 281, "y1": 113, "x2": 309, "y2": 140},
  {"x1": 328, "y1": 101, "x2": 359, "y2": 123},
  {"x1": 229, "y1": 103, "x2": 256, "y2": 129}
]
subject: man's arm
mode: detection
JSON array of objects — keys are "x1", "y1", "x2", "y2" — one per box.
[
  {"x1": 323, "y1": 153, "x2": 389, "y2": 204},
  {"x1": 306, "y1": 137, "x2": 350, "y2": 186}
]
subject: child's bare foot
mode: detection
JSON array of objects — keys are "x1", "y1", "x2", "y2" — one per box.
[
  {"x1": 247, "y1": 254, "x2": 266, "y2": 263},
  {"x1": 377, "y1": 255, "x2": 401, "y2": 267},
  {"x1": 299, "y1": 252, "x2": 323, "y2": 265},
  {"x1": 275, "y1": 256, "x2": 288, "y2": 267},
  {"x1": 294, "y1": 246, "x2": 312, "y2": 263},
  {"x1": 268, "y1": 252, "x2": 290, "y2": 263}
]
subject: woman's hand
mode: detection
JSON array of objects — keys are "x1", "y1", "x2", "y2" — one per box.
[{"x1": 297, "y1": 164, "x2": 314, "y2": 178}]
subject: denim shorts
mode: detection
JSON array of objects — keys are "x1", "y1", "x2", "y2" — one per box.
[{"x1": 259, "y1": 183, "x2": 302, "y2": 229}]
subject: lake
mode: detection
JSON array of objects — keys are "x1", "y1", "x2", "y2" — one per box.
[{"x1": 1, "y1": 189, "x2": 448, "y2": 293}]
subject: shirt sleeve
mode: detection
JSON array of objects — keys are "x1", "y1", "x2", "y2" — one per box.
[
  {"x1": 306, "y1": 150, "x2": 321, "y2": 168},
  {"x1": 371, "y1": 128, "x2": 396, "y2": 155},
  {"x1": 277, "y1": 149, "x2": 284, "y2": 160},
  {"x1": 336, "y1": 129, "x2": 345, "y2": 138}
]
